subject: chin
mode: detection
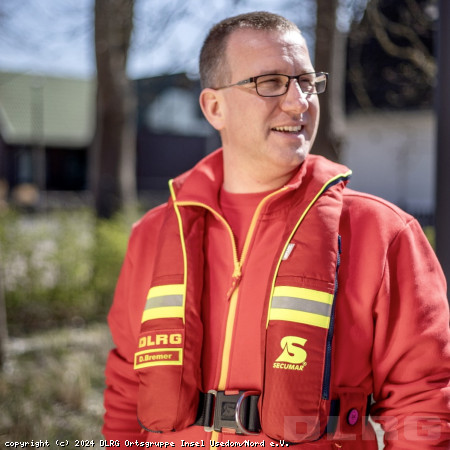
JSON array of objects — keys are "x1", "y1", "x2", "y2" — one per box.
[
  {"x1": 272, "y1": 153, "x2": 307, "y2": 173},
  {"x1": 292, "y1": 146, "x2": 309, "y2": 164}
]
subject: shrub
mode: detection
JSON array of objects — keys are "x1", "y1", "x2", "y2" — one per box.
[
  {"x1": 423, "y1": 225, "x2": 435, "y2": 249},
  {"x1": 0, "y1": 209, "x2": 132, "y2": 335},
  {"x1": 89, "y1": 213, "x2": 133, "y2": 320}
]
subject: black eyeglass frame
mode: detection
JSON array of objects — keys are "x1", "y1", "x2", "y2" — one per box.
[{"x1": 213, "y1": 71, "x2": 329, "y2": 97}]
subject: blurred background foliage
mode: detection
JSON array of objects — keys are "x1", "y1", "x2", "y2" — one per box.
[
  {"x1": 0, "y1": 207, "x2": 135, "y2": 443},
  {"x1": 0, "y1": 208, "x2": 132, "y2": 336},
  {"x1": 0, "y1": 323, "x2": 110, "y2": 442}
]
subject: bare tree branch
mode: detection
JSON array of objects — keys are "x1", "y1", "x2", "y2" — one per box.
[
  {"x1": 366, "y1": 0, "x2": 436, "y2": 82},
  {"x1": 346, "y1": 0, "x2": 436, "y2": 111}
]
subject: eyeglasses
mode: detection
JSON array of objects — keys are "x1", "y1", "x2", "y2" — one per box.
[{"x1": 214, "y1": 72, "x2": 328, "y2": 97}]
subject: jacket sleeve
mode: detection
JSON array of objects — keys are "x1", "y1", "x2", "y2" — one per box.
[
  {"x1": 102, "y1": 247, "x2": 143, "y2": 441},
  {"x1": 102, "y1": 208, "x2": 165, "y2": 441},
  {"x1": 370, "y1": 218, "x2": 450, "y2": 449}
]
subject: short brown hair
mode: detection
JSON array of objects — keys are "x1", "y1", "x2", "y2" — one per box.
[{"x1": 199, "y1": 11, "x2": 302, "y2": 89}]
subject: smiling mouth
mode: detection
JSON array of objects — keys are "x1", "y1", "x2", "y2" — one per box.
[{"x1": 272, "y1": 125, "x2": 303, "y2": 133}]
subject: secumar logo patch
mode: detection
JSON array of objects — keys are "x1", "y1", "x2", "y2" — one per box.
[
  {"x1": 134, "y1": 332, "x2": 183, "y2": 370},
  {"x1": 273, "y1": 336, "x2": 308, "y2": 371}
]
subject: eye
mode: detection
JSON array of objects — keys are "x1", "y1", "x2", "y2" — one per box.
[
  {"x1": 257, "y1": 75, "x2": 287, "y2": 89},
  {"x1": 298, "y1": 75, "x2": 316, "y2": 92}
]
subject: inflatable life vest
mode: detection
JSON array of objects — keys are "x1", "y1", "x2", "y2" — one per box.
[{"x1": 133, "y1": 164, "x2": 364, "y2": 442}]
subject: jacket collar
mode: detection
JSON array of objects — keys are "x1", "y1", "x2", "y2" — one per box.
[{"x1": 169, "y1": 148, "x2": 351, "y2": 210}]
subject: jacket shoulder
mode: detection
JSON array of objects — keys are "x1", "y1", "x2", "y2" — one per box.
[
  {"x1": 128, "y1": 202, "x2": 168, "y2": 250},
  {"x1": 134, "y1": 202, "x2": 167, "y2": 228},
  {"x1": 342, "y1": 188, "x2": 415, "y2": 228},
  {"x1": 340, "y1": 188, "x2": 422, "y2": 250}
]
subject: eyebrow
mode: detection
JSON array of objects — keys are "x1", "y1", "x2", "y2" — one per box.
[{"x1": 255, "y1": 69, "x2": 316, "y2": 76}]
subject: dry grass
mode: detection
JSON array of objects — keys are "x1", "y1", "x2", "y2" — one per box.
[{"x1": 0, "y1": 323, "x2": 112, "y2": 444}]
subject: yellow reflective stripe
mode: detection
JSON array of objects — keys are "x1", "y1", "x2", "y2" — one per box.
[
  {"x1": 141, "y1": 306, "x2": 184, "y2": 323},
  {"x1": 269, "y1": 308, "x2": 330, "y2": 329},
  {"x1": 147, "y1": 284, "x2": 185, "y2": 299},
  {"x1": 273, "y1": 286, "x2": 333, "y2": 304},
  {"x1": 269, "y1": 286, "x2": 334, "y2": 329},
  {"x1": 142, "y1": 284, "x2": 185, "y2": 323}
]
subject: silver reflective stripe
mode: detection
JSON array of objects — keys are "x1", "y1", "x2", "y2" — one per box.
[
  {"x1": 271, "y1": 296, "x2": 332, "y2": 317},
  {"x1": 145, "y1": 295, "x2": 183, "y2": 310}
]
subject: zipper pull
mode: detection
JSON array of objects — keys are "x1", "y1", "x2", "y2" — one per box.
[{"x1": 226, "y1": 266, "x2": 242, "y2": 300}]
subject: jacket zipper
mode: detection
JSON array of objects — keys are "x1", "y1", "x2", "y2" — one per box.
[
  {"x1": 176, "y1": 188, "x2": 287, "y2": 446},
  {"x1": 177, "y1": 188, "x2": 288, "y2": 390},
  {"x1": 217, "y1": 188, "x2": 288, "y2": 389}
]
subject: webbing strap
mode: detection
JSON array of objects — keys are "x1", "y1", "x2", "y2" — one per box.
[{"x1": 195, "y1": 392, "x2": 371, "y2": 439}]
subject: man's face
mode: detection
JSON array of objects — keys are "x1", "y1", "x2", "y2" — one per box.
[{"x1": 215, "y1": 28, "x2": 320, "y2": 186}]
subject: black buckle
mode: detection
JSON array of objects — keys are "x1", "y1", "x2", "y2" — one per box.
[{"x1": 202, "y1": 390, "x2": 260, "y2": 435}]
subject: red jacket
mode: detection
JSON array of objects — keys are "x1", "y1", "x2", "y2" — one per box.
[{"x1": 103, "y1": 150, "x2": 450, "y2": 449}]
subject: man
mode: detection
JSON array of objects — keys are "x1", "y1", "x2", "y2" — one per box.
[{"x1": 103, "y1": 11, "x2": 450, "y2": 449}]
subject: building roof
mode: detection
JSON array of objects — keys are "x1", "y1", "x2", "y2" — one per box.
[{"x1": 0, "y1": 72, "x2": 95, "y2": 147}]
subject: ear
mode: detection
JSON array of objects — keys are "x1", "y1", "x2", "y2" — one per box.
[{"x1": 199, "y1": 88, "x2": 225, "y2": 131}]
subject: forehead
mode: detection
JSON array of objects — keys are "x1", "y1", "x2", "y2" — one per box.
[{"x1": 225, "y1": 28, "x2": 313, "y2": 76}]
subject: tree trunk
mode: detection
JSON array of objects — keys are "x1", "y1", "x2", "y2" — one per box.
[
  {"x1": 313, "y1": 0, "x2": 347, "y2": 162},
  {"x1": 92, "y1": 0, "x2": 137, "y2": 219},
  {"x1": 435, "y1": 0, "x2": 450, "y2": 299}
]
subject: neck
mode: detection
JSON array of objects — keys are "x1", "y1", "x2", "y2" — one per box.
[
  {"x1": 223, "y1": 172, "x2": 293, "y2": 193},
  {"x1": 222, "y1": 153, "x2": 299, "y2": 194}
]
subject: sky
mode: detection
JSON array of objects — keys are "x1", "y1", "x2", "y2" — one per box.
[
  {"x1": 0, "y1": 0, "x2": 94, "y2": 78},
  {"x1": 0, "y1": 0, "x2": 322, "y2": 80}
]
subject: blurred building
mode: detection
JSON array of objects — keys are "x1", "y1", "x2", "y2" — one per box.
[
  {"x1": 341, "y1": 110, "x2": 435, "y2": 225},
  {"x1": 0, "y1": 71, "x2": 218, "y2": 207},
  {"x1": 0, "y1": 72, "x2": 94, "y2": 206},
  {"x1": 135, "y1": 74, "x2": 219, "y2": 191}
]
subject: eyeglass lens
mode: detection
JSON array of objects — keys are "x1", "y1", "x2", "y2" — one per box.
[{"x1": 256, "y1": 73, "x2": 326, "y2": 97}]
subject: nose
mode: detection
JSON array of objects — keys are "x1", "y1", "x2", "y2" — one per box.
[{"x1": 280, "y1": 78, "x2": 309, "y2": 114}]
